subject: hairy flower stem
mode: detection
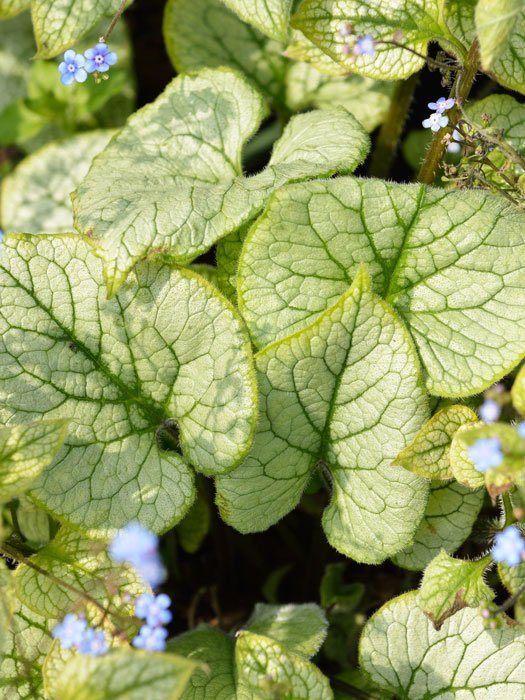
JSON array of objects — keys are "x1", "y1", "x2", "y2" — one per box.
[
  {"x1": 418, "y1": 40, "x2": 480, "y2": 185},
  {"x1": 495, "y1": 580, "x2": 525, "y2": 614},
  {"x1": 101, "y1": 0, "x2": 129, "y2": 43},
  {"x1": 369, "y1": 73, "x2": 419, "y2": 179}
]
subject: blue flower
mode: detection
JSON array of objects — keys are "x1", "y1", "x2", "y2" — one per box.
[
  {"x1": 135, "y1": 593, "x2": 172, "y2": 627},
  {"x1": 492, "y1": 525, "x2": 525, "y2": 567},
  {"x1": 517, "y1": 422, "x2": 525, "y2": 438},
  {"x1": 84, "y1": 43, "x2": 117, "y2": 74},
  {"x1": 467, "y1": 437, "x2": 503, "y2": 472},
  {"x1": 0, "y1": 229, "x2": 4, "y2": 243},
  {"x1": 109, "y1": 522, "x2": 158, "y2": 564},
  {"x1": 77, "y1": 627, "x2": 109, "y2": 656},
  {"x1": 422, "y1": 113, "x2": 449, "y2": 132},
  {"x1": 59, "y1": 50, "x2": 88, "y2": 86},
  {"x1": 479, "y1": 399, "x2": 501, "y2": 424},
  {"x1": 428, "y1": 97, "x2": 455, "y2": 114},
  {"x1": 109, "y1": 522, "x2": 166, "y2": 588},
  {"x1": 52, "y1": 613, "x2": 87, "y2": 649},
  {"x1": 354, "y1": 35, "x2": 375, "y2": 56},
  {"x1": 132, "y1": 624, "x2": 168, "y2": 652}
]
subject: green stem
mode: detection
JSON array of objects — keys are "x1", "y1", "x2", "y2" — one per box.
[
  {"x1": 369, "y1": 73, "x2": 419, "y2": 179},
  {"x1": 418, "y1": 39, "x2": 480, "y2": 185},
  {"x1": 502, "y1": 493, "x2": 517, "y2": 527}
]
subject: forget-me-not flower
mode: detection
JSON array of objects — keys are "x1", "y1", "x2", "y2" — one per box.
[
  {"x1": 84, "y1": 43, "x2": 118, "y2": 73},
  {"x1": 135, "y1": 593, "x2": 172, "y2": 628},
  {"x1": 422, "y1": 112, "x2": 449, "y2": 132},
  {"x1": 517, "y1": 421, "x2": 525, "y2": 438},
  {"x1": 447, "y1": 128, "x2": 463, "y2": 154},
  {"x1": 52, "y1": 613, "x2": 87, "y2": 648},
  {"x1": 492, "y1": 525, "x2": 525, "y2": 567},
  {"x1": 109, "y1": 522, "x2": 166, "y2": 588},
  {"x1": 58, "y1": 50, "x2": 88, "y2": 86},
  {"x1": 468, "y1": 437, "x2": 503, "y2": 472},
  {"x1": 479, "y1": 399, "x2": 501, "y2": 424},
  {"x1": 132, "y1": 624, "x2": 168, "y2": 652},
  {"x1": 77, "y1": 627, "x2": 109, "y2": 656},
  {"x1": 428, "y1": 97, "x2": 455, "y2": 113},
  {"x1": 354, "y1": 35, "x2": 375, "y2": 56}
]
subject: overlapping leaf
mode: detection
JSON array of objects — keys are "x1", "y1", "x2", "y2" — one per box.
[
  {"x1": 0, "y1": 0, "x2": 29, "y2": 19},
  {"x1": 392, "y1": 481, "x2": 484, "y2": 570},
  {"x1": 291, "y1": 0, "x2": 465, "y2": 80},
  {"x1": 419, "y1": 550, "x2": 493, "y2": 629},
  {"x1": 73, "y1": 68, "x2": 369, "y2": 296},
  {"x1": 359, "y1": 591, "x2": 525, "y2": 698},
  {"x1": 0, "y1": 12, "x2": 34, "y2": 114},
  {"x1": 217, "y1": 268, "x2": 430, "y2": 563},
  {"x1": 170, "y1": 605, "x2": 332, "y2": 700},
  {"x1": 238, "y1": 177, "x2": 525, "y2": 396},
  {"x1": 53, "y1": 650, "x2": 197, "y2": 700},
  {"x1": 0, "y1": 234, "x2": 256, "y2": 535},
  {"x1": 1, "y1": 131, "x2": 114, "y2": 234},
  {"x1": 393, "y1": 404, "x2": 478, "y2": 480},
  {"x1": 0, "y1": 419, "x2": 69, "y2": 503}
]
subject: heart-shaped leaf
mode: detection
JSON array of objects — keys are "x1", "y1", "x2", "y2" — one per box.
[
  {"x1": 238, "y1": 177, "x2": 525, "y2": 396},
  {"x1": 0, "y1": 234, "x2": 257, "y2": 535},
  {"x1": 217, "y1": 267, "x2": 430, "y2": 563},
  {"x1": 221, "y1": 0, "x2": 293, "y2": 41},
  {"x1": 359, "y1": 590, "x2": 525, "y2": 698}
]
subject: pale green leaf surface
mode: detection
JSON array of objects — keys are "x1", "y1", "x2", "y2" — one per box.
[
  {"x1": 73, "y1": 68, "x2": 369, "y2": 296},
  {"x1": 235, "y1": 631, "x2": 333, "y2": 700},
  {"x1": 450, "y1": 421, "x2": 486, "y2": 489},
  {"x1": 0, "y1": 0, "x2": 30, "y2": 18},
  {"x1": 359, "y1": 591, "x2": 525, "y2": 699},
  {"x1": 285, "y1": 29, "x2": 350, "y2": 76},
  {"x1": 0, "y1": 234, "x2": 256, "y2": 535},
  {"x1": 0, "y1": 12, "x2": 35, "y2": 114},
  {"x1": 474, "y1": 1, "x2": 525, "y2": 94},
  {"x1": 32, "y1": 0, "x2": 131, "y2": 59},
  {"x1": 512, "y1": 363, "x2": 525, "y2": 415},
  {"x1": 169, "y1": 627, "x2": 236, "y2": 700},
  {"x1": 221, "y1": 0, "x2": 293, "y2": 41},
  {"x1": 216, "y1": 227, "x2": 246, "y2": 303},
  {"x1": 291, "y1": 0, "x2": 450, "y2": 80},
  {"x1": 217, "y1": 268, "x2": 430, "y2": 563},
  {"x1": 0, "y1": 420, "x2": 69, "y2": 503},
  {"x1": 164, "y1": 0, "x2": 288, "y2": 108},
  {"x1": 419, "y1": 550, "x2": 493, "y2": 629},
  {"x1": 238, "y1": 177, "x2": 525, "y2": 396},
  {"x1": 0, "y1": 564, "x2": 15, "y2": 656},
  {"x1": 476, "y1": 0, "x2": 523, "y2": 69},
  {"x1": 393, "y1": 481, "x2": 484, "y2": 571},
  {"x1": 16, "y1": 495, "x2": 50, "y2": 546},
  {"x1": 393, "y1": 405, "x2": 478, "y2": 480},
  {"x1": 0, "y1": 602, "x2": 52, "y2": 699},
  {"x1": 245, "y1": 603, "x2": 328, "y2": 659},
  {"x1": 498, "y1": 557, "x2": 525, "y2": 596},
  {"x1": 444, "y1": 0, "x2": 476, "y2": 47},
  {"x1": 53, "y1": 650, "x2": 196, "y2": 700},
  {"x1": 1, "y1": 131, "x2": 114, "y2": 234},
  {"x1": 468, "y1": 93, "x2": 525, "y2": 150},
  {"x1": 285, "y1": 62, "x2": 394, "y2": 132},
  {"x1": 15, "y1": 527, "x2": 145, "y2": 618}
]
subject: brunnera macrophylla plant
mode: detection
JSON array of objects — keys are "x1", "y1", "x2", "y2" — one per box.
[{"x1": 2, "y1": 0, "x2": 525, "y2": 698}]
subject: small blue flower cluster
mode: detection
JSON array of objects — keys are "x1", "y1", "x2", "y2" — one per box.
[
  {"x1": 492, "y1": 525, "x2": 525, "y2": 567},
  {"x1": 422, "y1": 97, "x2": 455, "y2": 132},
  {"x1": 109, "y1": 521, "x2": 167, "y2": 588},
  {"x1": 468, "y1": 437, "x2": 503, "y2": 472},
  {"x1": 52, "y1": 613, "x2": 109, "y2": 656},
  {"x1": 338, "y1": 24, "x2": 375, "y2": 57},
  {"x1": 59, "y1": 42, "x2": 117, "y2": 86},
  {"x1": 53, "y1": 523, "x2": 171, "y2": 656},
  {"x1": 132, "y1": 593, "x2": 172, "y2": 651}
]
